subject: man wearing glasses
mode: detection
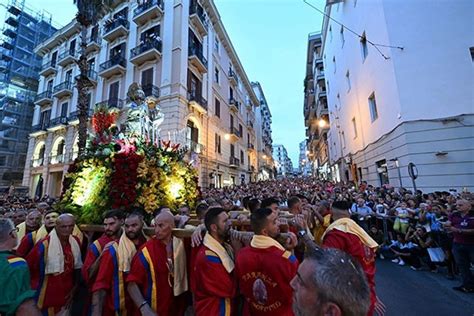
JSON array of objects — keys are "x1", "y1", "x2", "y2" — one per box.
[{"x1": 0, "y1": 218, "x2": 40, "y2": 315}]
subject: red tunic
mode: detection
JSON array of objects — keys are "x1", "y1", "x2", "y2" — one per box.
[
  {"x1": 26, "y1": 235, "x2": 80, "y2": 314},
  {"x1": 92, "y1": 236, "x2": 146, "y2": 316},
  {"x1": 126, "y1": 238, "x2": 189, "y2": 316},
  {"x1": 194, "y1": 245, "x2": 236, "y2": 316},
  {"x1": 323, "y1": 230, "x2": 376, "y2": 316},
  {"x1": 236, "y1": 246, "x2": 298, "y2": 316},
  {"x1": 16, "y1": 231, "x2": 37, "y2": 258},
  {"x1": 82, "y1": 234, "x2": 115, "y2": 286}
]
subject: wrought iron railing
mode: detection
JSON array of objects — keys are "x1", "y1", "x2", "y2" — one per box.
[
  {"x1": 35, "y1": 90, "x2": 52, "y2": 102},
  {"x1": 53, "y1": 81, "x2": 73, "y2": 94},
  {"x1": 134, "y1": 0, "x2": 164, "y2": 16},
  {"x1": 99, "y1": 55, "x2": 126, "y2": 72},
  {"x1": 131, "y1": 39, "x2": 162, "y2": 58},
  {"x1": 104, "y1": 18, "x2": 129, "y2": 34},
  {"x1": 188, "y1": 92, "x2": 208, "y2": 110},
  {"x1": 188, "y1": 44, "x2": 207, "y2": 69},
  {"x1": 49, "y1": 116, "x2": 68, "y2": 127}
]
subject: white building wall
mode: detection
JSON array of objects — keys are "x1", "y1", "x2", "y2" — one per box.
[{"x1": 322, "y1": 0, "x2": 474, "y2": 192}]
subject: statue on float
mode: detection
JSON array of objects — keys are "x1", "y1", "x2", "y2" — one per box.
[{"x1": 120, "y1": 83, "x2": 164, "y2": 144}]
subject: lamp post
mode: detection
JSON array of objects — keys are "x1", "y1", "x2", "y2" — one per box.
[{"x1": 390, "y1": 158, "x2": 402, "y2": 188}]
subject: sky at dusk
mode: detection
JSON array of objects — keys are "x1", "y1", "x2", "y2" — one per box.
[{"x1": 1, "y1": 0, "x2": 325, "y2": 164}]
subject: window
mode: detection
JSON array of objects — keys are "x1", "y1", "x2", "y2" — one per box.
[
  {"x1": 215, "y1": 98, "x2": 220, "y2": 118},
  {"x1": 214, "y1": 36, "x2": 219, "y2": 53},
  {"x1": 215, "y1": 133, "x2": 221, "y2": 153},
  {"x1": 0, "y1": 156, "x2": 6, "y2": 166},
  {"x1": 239, "y1": 124, "x2": 243, "y2": 137},
  {"x1": 352, "y1": 117, "x2": 357, "y2": 138},
  {"x1": 341, "y1": 131, "x2": 346, "y2": 149},
  {"x1": 240, "y1": 150, "x2": 244, "y2": 164},
  {"x1": 340, "y1": 26, "x2": 345, "y2": 47},
  {"x1": 332, "y1": 56, "x2": 336, "y2": 73},
  {"x1": 346, "y1": 70, "x2": 351, "y2": 92},
  {"x1": 470, "y1": 47, "x2": 474, "y2": 62},
  {"x1": 60, "y1": 102, "x2": 68, "y2": 117},
  {"x1": 326, "y1": 80, "x2": 330, "y2": 94},
  {"x1": 360, "y1": 32, "x2": 368, "y2": 60},
  {"x1": 329, "y1": 25, "x2": 333, "y2": 42},
  {"x1": 214, "y1": 67, "x2": 219, "y2": 83},
  {"x1": 109, "y1": 81, "x2": 119, "y2": 107},
  {"x1": 376, "y1": 159, "x2": 389, "y2": 185},
  {"x1": 368, "y1": 93, "x2": 378, "y2": 122}
]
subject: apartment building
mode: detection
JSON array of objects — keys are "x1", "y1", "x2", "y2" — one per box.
[
  {"x1": 0, "y1": 0, "x2": 56, "y2": 186},
  {"x1": 322, "y1": 0, "x2": 473, "y2": 191},
  {"x1": 23, "y1": 0, "x2": 263, "y2": 197},
  {"x1": 272, "y1": 144, "x2": 293, "y2": 177},
  {"x1": 303, "y1": 32, "x2": 329, "y2": 179},
  {"x1": 298, "y1": 140, "x2": 311, "y2": 176},
  {"x1": 252, "y1": 81, "x2": 274, "y2": 180}
]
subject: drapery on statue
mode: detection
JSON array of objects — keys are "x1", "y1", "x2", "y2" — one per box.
[{"x1": 122, "y1": 83, "x2": 164, "y2": 144}]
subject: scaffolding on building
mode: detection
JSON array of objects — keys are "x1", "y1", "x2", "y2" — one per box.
[{"x1": 0, "y1": 0, "x2": 58, "y2": 185}]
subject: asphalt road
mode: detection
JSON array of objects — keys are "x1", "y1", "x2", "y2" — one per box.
[{"x1": 376, "y1": 259, "x2": 474, "y2": 315}]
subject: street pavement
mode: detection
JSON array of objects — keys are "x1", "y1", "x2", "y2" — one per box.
[{"x1": 376, "y1": 259, "x2": 474, "y2": 315}]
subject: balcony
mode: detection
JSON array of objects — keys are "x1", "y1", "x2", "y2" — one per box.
[
  {"x1": 75, "y1": 68, "x2": 98, "y2": 87},
  {"x1": 31, "y1": 157, "x2": 45, "y2": 168},
  {"x1": 6, "y1": 17, "x2": 19, "y2": 28},
  {"x1": 316, "y1": 101, "x2": 328, "y2": 117},
  {"x1": 57, "y1": 49, "x2": 76, "y2": 67},
  {"x1": 49, "y1": 153, "x2": 67, "y2": 165},
  {"x1": 228, "y1": 69, "x2": 238, "y2": 86},
  {"x1": 229, "y1": 157, "x2": 240, "y2": 168},
  {"x1": 3, "y1": 28, "x2": 16, "y2": 39},
  {"x1": 188, "y1": 92, "x2": 207, "y2": 113},
  {"x1": 188, "y1": 45, "x2": 207, "y2": 73},
  {"x1": 185, "y1": 138, "x2": 205, "y2": 154},
  {"x1": 142, "y1": 84, "x2": 160, "y2": 98},
  {"x1": 34, "y1": 90, "x2": 53, "y2": 106},
  {"x1": 247, "y1": 143, "x2": 255, "y2": 152},
  {"x1": 130, "y1": 39, "x2": 162, "y2": 66},
  {"x1": 96, "y1": 98, "x2": 126, "y2": 109},
  {"x1": 315, "y1": 57, "x2": 323, "y2": 65},
  {"x1": 99, "y1": 55, "x2": 126, "y2": 79},
  {"x1": 189, "y1": 1, "x2": 208, "y2": 37},
  {"x1": 229, "y1": 127, "x2": 241, "y2": 141},
  {"x1": 39, "y1": 60, "x2": 57, "y2": 77},
  {"x1": 133, "y1": 0, "x2": 164, "y2": 26},
  {"x1": 103, "y1": 18, "x2": 129, "y2": 42},
  {"x1": 47, "y1": 116, "x2": 68, "y2": 131},
  {"x1": 52, "y1": 81, "x2": 73, "y2": 98},
  {"x1": 229, "y1": 98, "x2": 239, "y2": 112},
  {"x1": 247, "y1": 119, "x2": 254, "y2": 130},
  {"x1": 85, "y1": 34, "x2": 102, "y2": 54},
  {"x1": 30, "y1": 123, "x2": 49, "y2": 137}
]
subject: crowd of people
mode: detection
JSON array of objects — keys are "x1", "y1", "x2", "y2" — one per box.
[{"x1": 0, "y1": 178, "x2": 472, "y2": 316}]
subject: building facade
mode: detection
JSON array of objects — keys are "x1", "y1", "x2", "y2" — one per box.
[
  {"x1": 272, "y1": 144, "x2": 293, "y2": 177},
  {"x1": 252, "y1": 81, "x2": 274, "y2": 180},
  {"x1": 298, "y1": 140, "x2": 311, "y2": 176},
  {"x1": 0, "y1": 0, "x2": 56, "y2": 186},
  {"x1": 23, "y1": 0, "x2": 264, "y2": 197},
  {"x1": 303, "y1": 32, "x2": 330, "y2": 179},
  {"x1": 322, "y1": 0, "x2": 474, "y2": 192}
]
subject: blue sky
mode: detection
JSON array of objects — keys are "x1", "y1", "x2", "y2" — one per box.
[{"x1": 1, "y1": 0, "x2": 324, "y2": 163}]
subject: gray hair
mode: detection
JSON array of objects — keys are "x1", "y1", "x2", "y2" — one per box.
[
  {"x1": 305, "y1": 248, "x2": 370, "y2": 316},
  {"x1": 0, "y1": 218, "x2": 15, "y2": 243}
]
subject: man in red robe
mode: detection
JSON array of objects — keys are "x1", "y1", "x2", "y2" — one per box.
[
  {"x1": 322, "y1": 200, "x2": 379, "y2": 316},
  {"x1": 194, "y1": 207, "x2": 237, "y2": 315},
  {"x1": 82, "y1": 209, "x2": 124, "y2": 286},
  {"x1": 127, "y1": 210, "x2": 189, "y2": 316},
  {"x1": 26, "y1": 214, "x2": 82, "y2": 315},
  {"x1": 236, "y1": 208, "x2": 298, "y2": 316},
  {"x1": 16, "y1": 209, "x2": 59, "y2": 258},
  {"x1": 91, "y1": 212, "x2": 148, "y2": 316}
]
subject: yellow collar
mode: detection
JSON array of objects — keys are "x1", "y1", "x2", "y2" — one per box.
[{"x1": 250, "y1": 234, "x2": 285, "y2": 251}]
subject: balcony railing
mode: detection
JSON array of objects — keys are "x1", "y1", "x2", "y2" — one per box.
[
  {"x1": 104, "y1": 18, "x2": 129, "y2": 34},
  {"x1": 142, "y1": 84, "x2": 160, "y2": 98},
  {"x1": 228, "y1": 68, "x2": 238, "y2": 84},
  {"x1": 229, "y1": 157, "x2": 240, "y2": 166},
  {"x1": 32, "y1": 122, "x2": 49, "y2": 132},
  {"x1": 53, "y1": 81, "x2": 73, "y2": 94},
  {"x1": 231, "y1": 127, "x2": 241, "y2": 138},
  {"x1": 188, "y1": 92, "x2": 208, "y2": 110},
  {"x1": 185, "y1": 138, "x2": 205, "y2": 154},
  {"x1": 96, "y1": 98, "x2": 126, "y2": 109},
  {"x1": 189, "y1": 1, "x2": 207, "y2": 27},
  {"x1": 31, "y1": 157, "x2": 45, "y2": 167},
  {"x1": 49, "y1": 153, "x2": 67, "y2": 164},
  {"x1": 134, "y1": 0, "x2": 164, "y2": 17},
  {"x1": 131, "y1": 39, "x2": 162, "y2": 58},
  {"x1": 75, "y1": 68, "x2": 98, "y2": 84},
  {"x1": 188, "y1": 44, "x2": 207, "y2": 68},
  {"x1": 99, "y1": 55, "x2": 126, "y2": 72},
  {"x1": 40, "y1": 59, "x2": 56, "y2": 70},
  {"x1": 58, "y1": 49, "x2": 76, "y2": 61},
  {"x1": 35, "y1": 90, "x2": 52, "y2": 102},
  {"x1": 247, "y1": 143, "x2": 255, "y2": 150},
  {"x1": 49, "y1": 116, "x2": 68, "y2": 128}
]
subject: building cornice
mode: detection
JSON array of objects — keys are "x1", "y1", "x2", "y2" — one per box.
[{"x1": 35, "y1": 19, "x2": 81, "y2": 56}]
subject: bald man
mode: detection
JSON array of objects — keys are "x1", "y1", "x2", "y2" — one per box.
[
  {"x1": 127, "y1": 211, "x2": 190, "y2": 315},
  {"x1": 16, "y1": 210, "x2": 42, "y2": 244},
  {"x1": 27, "y1": 214, "x2": 83, "y2": 314}
]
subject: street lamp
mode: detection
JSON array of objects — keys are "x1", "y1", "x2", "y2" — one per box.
[
  {"x1": 224, "y1": 134, "x2": 230, "y2": 140},
  {"x1": 318, "y1": 118, "x2": 327, "y2": 128}
]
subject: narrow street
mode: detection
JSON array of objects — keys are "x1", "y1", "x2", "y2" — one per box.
[{"x1": 376, "y1": 259, "x2": 474, "y2": 315}]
